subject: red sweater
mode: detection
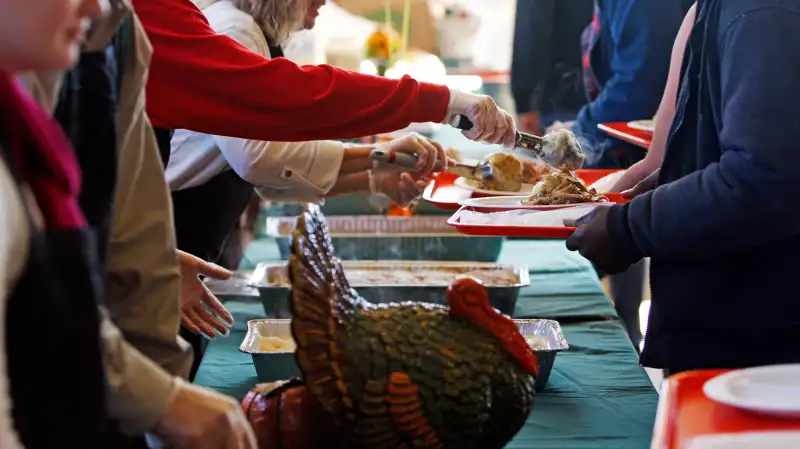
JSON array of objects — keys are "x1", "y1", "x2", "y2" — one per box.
[{"x1": 133, "y1": 0, "x2": 451, "y2": 141}]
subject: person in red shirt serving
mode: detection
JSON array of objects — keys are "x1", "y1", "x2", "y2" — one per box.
[{"x1": 131, "y1": 0, "x2": 516, "y2": 165}]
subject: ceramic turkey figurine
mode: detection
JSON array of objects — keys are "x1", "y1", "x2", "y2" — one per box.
[{"x1": 243, "y1": 205, "x2": 539, "y2": 449}]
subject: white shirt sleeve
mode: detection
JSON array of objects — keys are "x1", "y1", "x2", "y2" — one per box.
[
  {"x1": 0, "y1": 158, "x2": 28, "y2": 449},
  {"x1": 196, "y1": 3, "x2": 346, "y2": 201}
]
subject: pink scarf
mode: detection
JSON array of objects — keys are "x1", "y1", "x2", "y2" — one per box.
[{"x1": 0, "y1": 73, "x2": 85, "y2": 229}]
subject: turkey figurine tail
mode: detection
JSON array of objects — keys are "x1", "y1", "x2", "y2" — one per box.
[{"x1": 288, "y1": 205, "x2": 361, "y2": 421}]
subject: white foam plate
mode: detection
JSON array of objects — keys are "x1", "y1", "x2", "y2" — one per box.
[
  {"x1": 627, "y1": 119, "x2": 655, "y2": 133},
  {"x1": 458, "y1": 195, "x2": 606, "y2": 211},
  {"x1": 453, "y1": 176, "x2": 535, "y2": 196},
  {"x1": 685, "y1": 432, "x2": 800, "y2": 449},
  {"x1": 703, "y1": 365, "x2": 800, "y2": 418}
]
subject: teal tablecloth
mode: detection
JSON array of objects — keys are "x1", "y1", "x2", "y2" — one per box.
[{"x1": 196, "y1": 238, "x2": 656, "y2": 448}]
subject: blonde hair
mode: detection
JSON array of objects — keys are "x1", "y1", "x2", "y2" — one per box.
[{"x1": 231, "y1": 0, "x2": 307, "y2": 45}]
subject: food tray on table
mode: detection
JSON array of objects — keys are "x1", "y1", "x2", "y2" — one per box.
[
  {"x1": 652, "y1": 369, "x2": 800, "y2": 449},
  {"x1": 248, "y1": 260, "x2": 530, "y2": 317},
  {"x1": 240, "y1": 318, "x2": 568, "y2": 392},
  {"x1": 423, "y1": 169, "x2": 625, "y2": 210},
  {"x1": 266, "y1": 214, "x2": 504, "y2": 262},
  {"x1": 447, "y1": 204, "x2": 611, "y2": 239}
]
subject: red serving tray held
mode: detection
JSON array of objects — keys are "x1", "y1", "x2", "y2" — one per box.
[
  {"x1": 652, "y1": 370, "x2": 800, "y2": 449},
  {"x1": 598, "y1": 122, "x2": 653, "y2": 149},
  {"x1": 446, "y1": 206, "x2": 578, "y2": 239},
  {"x1": 423, "y1": 169, "x2": 626, "y2": 211}
]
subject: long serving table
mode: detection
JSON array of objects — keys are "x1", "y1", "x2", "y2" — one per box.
[{"x1": 195, "y1": 238, "x2": 658, "y2": 448}]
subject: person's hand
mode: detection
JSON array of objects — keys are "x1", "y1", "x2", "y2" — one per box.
[
  {"x1": 178, "y1": 250, "x2": 234, "y2": 339},
  {"x1": 565, "y1": 206, "x2": 643, "y2": 274},
  {"x1": 517, "y1": 112, "x2": 542, "y2": 135},
  {"x1": 154, "y1": 380, "x2": 257, "y2": 449},
  {"x1": 379, "y1": 132, "x2": 448, "y2": 175},
  {"x1": 446, "y1": 89, "x2": 516, "y2": 147},
  {"x1": 372, "y1": 170, "x2": 427, "y2": 207},
  {"x1": 621, "y1": 168, "x2": 660, "y2": 199},
  {"x1": 545, "y1": 120, "x2": 574, "y2": 135}
]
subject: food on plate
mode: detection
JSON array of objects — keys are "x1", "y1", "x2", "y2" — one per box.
[
  {"x1": 521, "y1": 158, "x2": 556, "y2": 184},
  {"x1": 247, "y1": 207, "x2": 538, "y2": 449},
  {"x1": 540, "y1": 129, "x2": 585, "y2": 170},
  {"x1": 258, "y1": 336, "x2": 296, "y2": 352},
  {"x1": 524, "y1": 166, "x2": 608, "y2": 205},
  {"x1": 469, "y1": 152, "x2": 524, "y2": 191}
]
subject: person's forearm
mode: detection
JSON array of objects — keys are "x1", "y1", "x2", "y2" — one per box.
[
  {"x1": 338, "y1": 145, "x2": 375, "y2": 175},
  {"x1": 100, "y1": 310, "x2": 178, "y2": 435},
  {"x1": 324, "y1": 172, "x2": 369, "y2": 198},
  {"x1": 133, "y1": 0, "x2": 450, "y2": 141}
]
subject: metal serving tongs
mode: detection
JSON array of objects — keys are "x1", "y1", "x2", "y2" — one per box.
[{"x1": 450, "y1": 115, "x2": 585, "y2": 170}]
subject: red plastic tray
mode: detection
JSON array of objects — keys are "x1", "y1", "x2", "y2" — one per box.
[
  {"x1": 598, "y1": 122, "x2": 653, "y2": 149},
  {"x1": 422, "y1": 169, "x2": 626, "y2": 210},
  {"x1": 446, "y1": 206, "x2": 577, "y2": 239},
  {"x1": 652, "y1": 370, "x2": 800, "y2": 449}
]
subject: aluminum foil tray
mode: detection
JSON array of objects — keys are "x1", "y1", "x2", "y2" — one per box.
[
  {"x1": 240, "y1": 318, "x2": 567, "y2": 391},
  {"x1": 248, "y1": 260, "x2": 530, "y2": 317},
  {"x1": 266, "y1": 215, "x2": 504, "y2": 262}
]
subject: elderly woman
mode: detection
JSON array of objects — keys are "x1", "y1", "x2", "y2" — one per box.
[{"x1": 167, "y1": 0, "x2": 448, "y2": 380}]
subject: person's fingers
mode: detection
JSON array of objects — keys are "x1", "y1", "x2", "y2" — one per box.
[
  {"x1": 565, "y1": 232, "x2": 580, "y2": 252},
  {"x1": 201, "y1": 284, "x2": 234, "y2": 327},
  {"x1": 195, "y1": 303, "x2": 230, "y2": 336},
  {"x1": 415, "y1": 136, "x2": 439, "y2": 175},
  {"x1": 181, "y1": 311, "x2": 203, "y2": 335},
  {"x1": 194, "y1": 259, "x2": 232, "y2": 280},
  {"x1": 184, "y1": 306, "x2": 220, "y2": 339},
  {"x1": 486, "y1": 114, "x2": 510, "y2": 145},
  {"x1": 620, "y1": 188, "x2": 638, "y2": 199},
  {"x1": 427, "y1": 139, "x2": 448, "y2": 171}
]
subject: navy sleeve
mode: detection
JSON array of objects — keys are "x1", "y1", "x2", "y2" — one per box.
[
  {"x1": 611, "y1": 6, "x2": 800, "y2": 260},
  {"x1": 572, "y1": 0, "x2": 682, "y2": 148},
  {"x1": 510, "y1": 0, "x2": 555, "y2": 114}
]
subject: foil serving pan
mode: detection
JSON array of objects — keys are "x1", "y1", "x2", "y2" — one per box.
[
  {"x1": 240, "y1": 318, "x2": 568, "y2": 392},
  {"x1": 266, "y1": 215, "x2": 504, "y2": 262},
  {"x1": 248, "y1": 260, "x2": 530, "y2": 317}
]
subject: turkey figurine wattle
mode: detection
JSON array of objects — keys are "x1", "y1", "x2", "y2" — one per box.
[{"x1": 244, "y1": 205, "x2": 538, "y2": 449}]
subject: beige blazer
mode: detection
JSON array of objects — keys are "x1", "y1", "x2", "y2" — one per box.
[{"x1": 20, "y1": 1, "x2": 191, "y2": 435}]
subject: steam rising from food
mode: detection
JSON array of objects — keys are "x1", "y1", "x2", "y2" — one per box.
[{"x1": 540, "y1": 129, "x2": 585, "y2": 170}]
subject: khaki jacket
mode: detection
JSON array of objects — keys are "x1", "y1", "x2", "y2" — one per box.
[{"x1": 19, "y1": 1, "x2": 191, "y2": 435}]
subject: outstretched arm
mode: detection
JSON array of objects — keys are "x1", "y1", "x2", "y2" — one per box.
[{"x1": 134, "y1": 0, "x2": 449, "y2": 141}]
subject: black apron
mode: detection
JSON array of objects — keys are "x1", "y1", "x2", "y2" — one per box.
[
  {"x1": 2, "y1": 140, "x2": 106, "y2": 449},
  {"x1": 53, "y1": 16, "x2": 150, "y2": 449},
  {"x1": 162, "y1": 44, "x2": 285, "y2": 382}
]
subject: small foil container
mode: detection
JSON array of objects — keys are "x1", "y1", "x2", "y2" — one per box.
[
  {"x1": 240, "y1": 318, "x2": 568, "y2": 392},
  {"x1": 266, "y1": 215, "x2": 504, "y2": 262},
  {"x1": 239, "y1": 319, "x2": 299, "y2": 382},
  {"x1": 248, "y1": 261, "x2": 530, "y2": 317}
]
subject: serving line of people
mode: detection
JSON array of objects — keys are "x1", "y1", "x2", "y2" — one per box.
[{"x1": 0, "y1": 1, "x2": 518, "y2": 449}]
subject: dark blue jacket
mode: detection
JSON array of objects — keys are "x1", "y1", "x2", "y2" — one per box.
[
  {"x1": 607, "y1": 0, "x2": 800, "y2": 371},
  {"x1": 573, "y1": 0, "x2": 688, "y2": 167}
]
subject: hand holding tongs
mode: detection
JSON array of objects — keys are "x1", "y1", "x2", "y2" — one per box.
[{"x1": 450, "y1": 115, "x2": 585, "y2": 169}]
